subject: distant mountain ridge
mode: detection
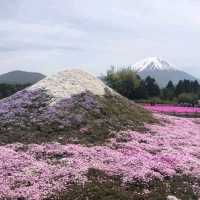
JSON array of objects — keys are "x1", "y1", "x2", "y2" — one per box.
[
  {"x1": 0, "y1": 70, "x2": 46, "y2": 84},
  {"x1": 133, "y1": 57, "x2": 199, "y2": 87}
]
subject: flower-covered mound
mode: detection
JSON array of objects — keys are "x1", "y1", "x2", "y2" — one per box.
[
  {"x1": 144, "y1": 104, "x2": 200, "y2": 117},
  {"x1": 1, "y1": 114, "x2": 200, "y2": 200},
  {"x1": 0, "y1": 88, "x2": 153, "y2": 144}
]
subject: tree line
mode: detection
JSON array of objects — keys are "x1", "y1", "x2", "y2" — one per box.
[
  {"x1": 0, "y1": 83, "x2": 31, "y2": 99},
  {"x1": 102, "y1": 67, "x2": 200, "y2": 105}
]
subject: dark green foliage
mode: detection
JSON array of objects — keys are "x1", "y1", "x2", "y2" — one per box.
[
  {"x1": 162, "y1": 81, "x2": 175, "y2": 100},
  {"x1": 192, "y1": 80, "x2": 200, "y2": 93},
  {"x1": 144, "y1": 76, "x2": 160, "y2": 97},
  {"x1": 135, "y1": 80, "x2": 149, "y2": 99},
  {"x1": 175, "y1": 80, "x2": 200, "y2": 96},
  {"x1": 0, "y1": 83, "x2": 30, "y2": 99},
  {"x1": 161, "y1": 80, "x2": 200, "y2": 104},
  {"x1": 102, "y1": 66, "x2": 140, "y2": 100}
]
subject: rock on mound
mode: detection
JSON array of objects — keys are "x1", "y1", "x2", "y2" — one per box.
[{"x1": 0, "y1": 69, "x2": 154, "y2": 144}]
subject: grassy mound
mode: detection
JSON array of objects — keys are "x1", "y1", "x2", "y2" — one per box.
[{"x1": 0, "y1": 88, "x2": 155, "y2": 144}]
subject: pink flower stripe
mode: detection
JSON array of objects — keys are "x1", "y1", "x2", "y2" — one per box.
[{"x1": 144, "y1": 104, "x2": 200, "y2": 114}]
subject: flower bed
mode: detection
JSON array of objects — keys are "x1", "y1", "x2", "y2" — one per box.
[
  {"x1": 144, "y1": 104, "x2": 200, "y2": 117},
  {"x1": 0, "y1": 114, "x2": 200, "y2": 199}
]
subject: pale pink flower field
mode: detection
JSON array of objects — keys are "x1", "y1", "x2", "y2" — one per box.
[{"x1": 0, "y1": 112, "x2": 200, "y2": 199}]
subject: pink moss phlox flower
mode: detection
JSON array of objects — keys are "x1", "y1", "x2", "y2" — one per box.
[{"x1": 0, "y1": 114, "x2": 200, "y2": 199}]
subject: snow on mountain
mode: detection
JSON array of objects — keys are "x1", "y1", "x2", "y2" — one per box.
[
  {"x1": 133, "y1": 57, "x2": 199, "y2": 87},
  {"x1": 133, "y1": 57, "x2": 176, "y2": 72}
]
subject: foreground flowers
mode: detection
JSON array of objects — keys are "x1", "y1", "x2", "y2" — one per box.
[{"x1": 0, "y1": 114, "x2": 200, "y2": 199}]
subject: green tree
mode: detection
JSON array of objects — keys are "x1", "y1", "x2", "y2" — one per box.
[
  {"x1": 175, "y1": 80, "x2": 200, "y2": 97},
  {"x1": 135, "y1": 80, "x2": 148, "y2": 99},
  {"x1": 162, "y1": 81, "x2": 175, "y2": 100},
  {"x1": 102, "y1": 66, "x2": 140, "y2": 99},
  {"x1": 191, "y1": 80, "x2": 200, "y2": 93},
  {"x1": 144, "y1": 76, "x2": 160, "y2": 97},
  {"x1": 175, "y1": 80, "x2": 184, "y2": 96}
]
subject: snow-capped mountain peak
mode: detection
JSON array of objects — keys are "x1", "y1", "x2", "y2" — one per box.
[
  {"x1": 133, "y1": 57, "x2": 176, "y2": 72},
  {"x1": 133, "y1": 57, "x2": 198, "y2": 87}
]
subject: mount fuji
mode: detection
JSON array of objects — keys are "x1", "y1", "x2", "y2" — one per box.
[{"x1": 133, "y1": 57, "x2": 199, "y2": 87}]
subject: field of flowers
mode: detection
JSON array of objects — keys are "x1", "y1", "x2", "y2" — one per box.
[
  {"x1": 144, "y1": 104, "x2": 200, "y2": 117},
  {"x1": 0, "y1": 113, "x2": 200, "y2": 199}
]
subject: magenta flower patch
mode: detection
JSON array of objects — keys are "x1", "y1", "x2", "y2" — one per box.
[{"x1": 144, "y1": 104, "x2": 200, "y2": 114}]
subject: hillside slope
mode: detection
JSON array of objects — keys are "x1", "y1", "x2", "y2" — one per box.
[{"x1": 0, "y1": 70, "x2": 45, "y2": 84}]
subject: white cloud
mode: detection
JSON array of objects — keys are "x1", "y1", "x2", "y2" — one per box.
[{"x1": 0, "y1": 0, "x2": 200, "y2": 77}]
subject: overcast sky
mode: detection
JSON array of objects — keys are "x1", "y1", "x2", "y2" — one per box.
[{"x1": 0, "y1": 0, "x2": 200, "y2": 77}]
